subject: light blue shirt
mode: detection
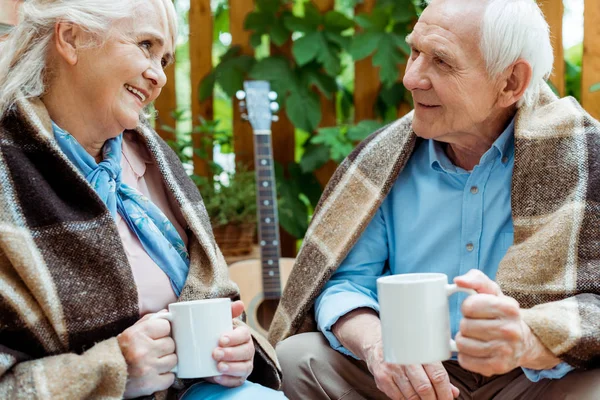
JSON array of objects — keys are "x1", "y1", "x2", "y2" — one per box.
[{"x1": 314, "y1": 118, "x2": 573, "y2": 382}]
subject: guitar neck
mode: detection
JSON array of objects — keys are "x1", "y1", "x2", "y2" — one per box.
[{"x1": 253, "y1": 131, "x2": 283, "y2": 299}]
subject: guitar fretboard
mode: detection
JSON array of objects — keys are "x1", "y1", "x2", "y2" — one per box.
[{"x1": 253, "y1": 132, "x2": 282, "y2": 299}]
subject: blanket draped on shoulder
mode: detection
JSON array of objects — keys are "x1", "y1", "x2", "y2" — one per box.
[
  {"x1": 0, "y1": 97, "x2": 280, "y2": 399},
  {"x1": 269, "y1": 85, "x2": 600, "y2": 369}
]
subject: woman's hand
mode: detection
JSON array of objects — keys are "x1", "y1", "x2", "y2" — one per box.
[
  {"x1": 206, "y1": 300, "x2": 255, "y2": 387},
  {"x1": 117, "y1": 311, "x2": 177, "y2": 399}
]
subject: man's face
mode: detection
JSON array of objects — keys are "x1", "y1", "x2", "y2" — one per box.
[{"x1": 403, "y1": 0, "x2": 502, "y2": 142}]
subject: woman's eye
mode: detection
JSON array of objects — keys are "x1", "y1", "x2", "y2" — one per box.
[
  {"x1": 139, "y1": 40, "x2": 152, "y2": 51},
  {"x1": 161, "y1": 58, "x2": 168, "y2": 68}
]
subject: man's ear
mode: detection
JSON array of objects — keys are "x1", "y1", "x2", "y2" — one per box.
[
  {"x1": 54, "y1": 21, "x2": 83, "y2": 66},
  {"x1": 498, "y1": 59, "x2": 533, "y2": 107}
]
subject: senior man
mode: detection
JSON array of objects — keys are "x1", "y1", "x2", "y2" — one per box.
[{"x1": 269, "y1": 0, "x2": 600, "y2": 399}]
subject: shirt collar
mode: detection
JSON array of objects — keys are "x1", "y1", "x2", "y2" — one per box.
[{"x1": 429, "y1": 116, "x2": 515, "y2": 174}]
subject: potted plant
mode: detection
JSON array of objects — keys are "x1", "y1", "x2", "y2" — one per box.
[{"x1": 162, "y1": 113, "x2": 257, "y2": 257}]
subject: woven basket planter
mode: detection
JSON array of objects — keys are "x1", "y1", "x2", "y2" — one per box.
[{"x1": 213, "y1": 222, "x2": 256, "y2": 257}]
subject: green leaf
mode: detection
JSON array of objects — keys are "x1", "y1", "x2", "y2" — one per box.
[
  {"x1": 292, "y1": 32, "x2": 321, "y2": 67},
  {"x1": 283, "y1": 15, "x2": 319, "y2": 33},
  {"x1": 304, "y1": 2, "x2": 323, "y2": 25},
  {"x1": 392, "y1": 2, "x2": 416, "y2": 23},
  {"x1": 250, "y1": 56, "x2": 295, "y2": 83},
  {"x1": 347, "y1": 120, "x2": 385, "y2": 141},
  {"x1": 286, "y1": 90, "x2": 322, "y2": 132},
  {"x1": 373, "y1": 36, "x2": 405, "y2": 87},
  {"x1": 287, "y1": 162, "x2": 323, "y2": 206},
  {"x1": 199, "y1": 71, "x2": 216, "y2": 101},
  {"x1": 300, "y1": 143, "x2": 331, "y2": 173},
  {"x1": 349, "y1": 31, "x2": 384, "y2": 60},
  {"x1": 216, "y1": 65, "x2": 245, "y2": 98},
  {"x1": 304, "y1": 67, "x2": 337, "y2": 98},
  {"x1": 270, "y1": 19, "x2": 290, "y2": 46},
  {"x1": 590, "y1": 83, "x2": 600, "y2": 93},
  {"x1": 250, "y1": 32, "x2": 263, "y2": 48},
  {"x1": 311, "y1": 126, "x2": 343, "y2": 146},
  {"x1": 379, "y1": 82, "x2": 406, "y2": 108},
  {"x1": 355, "y1": 9, "x2": 389, "y2": 32},
  {"x1": 324, "y1": 32, "x2": 351, "y2": 51},
  {"x1": 323, "y1": 11, "x2": 354, "y2": 32},
  {"x1": 391, "y1": 32, "x2": 411, "y2": 56},
  {"x1": 244, "y1": 11, "x2": 272, "y2": 31},
  {"x1": 256, "y1": 0, "x2": 281, "y2": 11}
]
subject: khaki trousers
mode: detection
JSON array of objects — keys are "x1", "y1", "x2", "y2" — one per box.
[{"x1": 277, "y1": 333, "x2": 600, "y2": 400}]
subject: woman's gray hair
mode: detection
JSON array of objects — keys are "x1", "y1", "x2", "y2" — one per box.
[
  {"x1": 425, "y1": 0, "x2": 554, "y2": 107},
  {"x1": 0, "y1": 0, "x2": 178, "y2": 118}
]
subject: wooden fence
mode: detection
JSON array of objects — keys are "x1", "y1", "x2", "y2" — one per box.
[{"x1": 2, "y1": 0, "x2": 600, "y2": 256}]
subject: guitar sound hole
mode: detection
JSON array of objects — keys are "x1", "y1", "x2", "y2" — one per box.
[{"x1": 256, "y1": 299, "x2": 280, "y2": 332}]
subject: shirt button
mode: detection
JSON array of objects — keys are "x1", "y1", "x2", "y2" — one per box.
[
  {"x1": 502, "y1": 156, "x2": 508, "y2": 164},
  {"x1": 466, "y1": 242, "x2": 474, "y2": 252},
  {"x1": 470, "y1": 186, "x2": 479, "y2": 194}
]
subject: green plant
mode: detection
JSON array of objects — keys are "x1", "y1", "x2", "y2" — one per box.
[
  {"x1": 163, "y1": 112, "x2": 256, "y2": 228},
  {"x1": 197, "y1": 0, "x2": 418, "y2": 239},
  {"x1": 194, "y1": 164, "x2": 257, "y2": 227}
]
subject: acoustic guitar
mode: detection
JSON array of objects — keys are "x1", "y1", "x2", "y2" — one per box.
[{"x1": 228, "y1": 80, "x2": 295, "y2": 337}]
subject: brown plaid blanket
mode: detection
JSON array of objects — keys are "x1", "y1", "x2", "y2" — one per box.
[
  {"x1": 269, "y1": 84, "x2": 600, "y2": 369},
  {"x1": 0, "y1": 97, "x2": 280, "y2": 399}
]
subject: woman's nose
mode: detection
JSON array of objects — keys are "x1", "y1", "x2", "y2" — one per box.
[{"x1": 144, "y1": 63, "x2": 167, "y2": 89}]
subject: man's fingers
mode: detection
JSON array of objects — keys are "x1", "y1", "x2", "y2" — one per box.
[
  {"x1": 461, "y1": 295, "x2": 520, "y2": 319},
  {"x1": 423, "y1": 363, "x2": 454, "y2": 400},
  {"x1": 454, "y1": 269, "x2": 502, "y2": 296},
  {"x1": 451, "y1": 384, "x2": 460, "y2": 398},
  {"x1": 375, "y1": 370, "x2": 404, "y2": 400},
  {"x1": 460, "y1": 318, "x2": 522, "y2": 342},
  {"x1": 404, "y1": 364, "x2": 437, "y2": 400},
  {"x1": 214, "y1": 343, "x2": 254, "y2": 363}
]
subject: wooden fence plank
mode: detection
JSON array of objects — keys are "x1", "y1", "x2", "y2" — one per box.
[
  {"x1": 270, "y1": 38, "x2": 297, "y2": 257},
  {"x1": 538, "y1": 0, "x2": 565, "y2": 96},
  {"x1": 154, "y1": 63, "x2": 177, "y2": 142},
  {"x1": 312, "y1": 0, "x2": 338, "y2": 188},
  {"x1": 190, "y1": 0, "x2": 214, "y2": 177},
  {"x1": 354, "y1": 0, "x2": 379, "y2": 122},
  {"x1": 582, "y1": 0, "x2": 600, "y2": 119},
  {"x1": 230, "y1": 0, "x2": 255, "y2": 169}
]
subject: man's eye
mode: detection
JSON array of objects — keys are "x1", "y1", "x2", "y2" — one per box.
[{"x1": 435, "y1": 58, "x2": 448, "y2": 67}]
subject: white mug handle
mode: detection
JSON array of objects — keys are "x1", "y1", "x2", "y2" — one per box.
[
  {"x1": 149, "y1": 312, "x2": 178, "y2": 374},
  {"x1": 446, "y1": 284, "x2": 477, "y2": 352}
]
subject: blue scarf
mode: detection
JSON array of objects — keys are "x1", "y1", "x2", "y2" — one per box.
[{"x1": 52, "y1": 122, "x2": 189, "y2": 296}]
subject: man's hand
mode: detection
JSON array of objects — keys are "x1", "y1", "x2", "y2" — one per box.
[
  {"x1": 364, "y1": 339, "x2": 460, "y2": 400},
  {"x1": 118, "y1": 311, "x2": 177, "y2": 399},
  {"x1": 454, "y1": 270, "x2": 561, "y2": 376},
  {"x1": 206, "y1": 300, "x2": 255, "y2": 387},
  {"x1": 333, "y1": 309, "x2": 460, "y2": 400}
]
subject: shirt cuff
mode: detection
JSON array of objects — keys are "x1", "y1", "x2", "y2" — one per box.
[
  {"x1": 521, "y1": 362, "x2": 575, "y2": 382},
  {"x1": 316, "y1": 291, "x2": 380, "y2": 360}
]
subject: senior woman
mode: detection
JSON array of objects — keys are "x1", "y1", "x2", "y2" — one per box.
[{"x1": 0, "y1": 1, "x2": 286, "y2": 399}]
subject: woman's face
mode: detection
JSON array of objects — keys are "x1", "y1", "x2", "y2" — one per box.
[{"x1": 70, "y1": 0, "x2": 174, "y2": 133}]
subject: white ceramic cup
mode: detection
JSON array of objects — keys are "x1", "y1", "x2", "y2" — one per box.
[
  {"x1": 377, "y1": 273, "x2": 476, "y2": 365},
  {"x1": 150, "y1": 298, "x2": 233, "y2": 378}
]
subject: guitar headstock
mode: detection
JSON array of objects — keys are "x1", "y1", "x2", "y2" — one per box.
[{"x1": 237, "y1": 81, "x2": 279, "y2": 132}]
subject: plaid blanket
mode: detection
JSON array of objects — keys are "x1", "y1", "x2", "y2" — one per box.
[
  {"x1": 269, "y1": 85, "x2": 600, "y2": 369},
  {"x1": 0, "y1": 97, "x2": 280, "y2": 399}
]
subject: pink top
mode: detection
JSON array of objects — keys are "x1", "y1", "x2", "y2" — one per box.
[{"x1": 116, "y1": 132, "x2": 187, "y2": 316}]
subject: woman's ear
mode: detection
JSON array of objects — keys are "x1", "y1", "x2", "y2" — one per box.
[
  {"x1": 54, "y1": 22, "x2": 83, "y2": 66},
  {"x1": 498, "y1": 59, "x2": 533, "y2": 108}
]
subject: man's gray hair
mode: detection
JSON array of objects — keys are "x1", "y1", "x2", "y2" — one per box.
[
  {"x1": 424, "y1": 0, "x2": 554, "y2": 107},
  {"x1": 0, "y1": 0, "x2": 178, "y2": 118}
]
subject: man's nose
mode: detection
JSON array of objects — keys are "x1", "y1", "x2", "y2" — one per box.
[{"x1": 403, "y1": 56, "x2": 431, "y2": 91}]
